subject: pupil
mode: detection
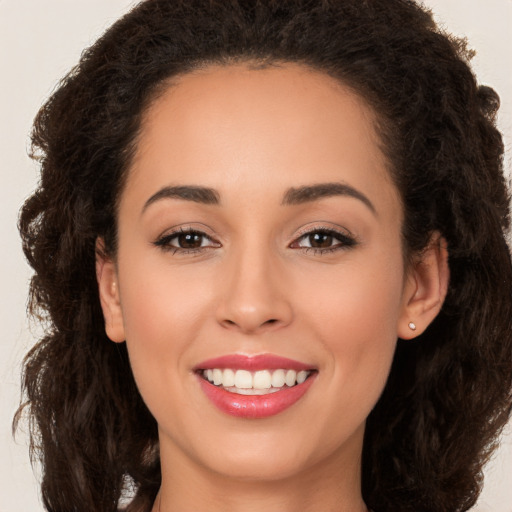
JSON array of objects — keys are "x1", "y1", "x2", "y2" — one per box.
[
  {"x1": 179, "y1": 233, "x2": 202, "y2": 248},
  {"x1": 310, "y1": 232, "x2": 332, "y2": 248}
]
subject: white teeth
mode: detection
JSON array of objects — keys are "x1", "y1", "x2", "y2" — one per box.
[
  {"x1": 213, "y1": 368, "x2": 223, "y2": 386},
  {"x1": 229, "y1": 387, "x2": 281, "y2": 395},
  {"x1": 222, "y1": 368, "x2": 235, "y2": 387},
  {"x1": 202, "y1": 368, "x2": 312, "y2": 393},
  {"x1": 285, "y1": 369, "x2": 297, "y2": 387},
  {"x1": 297, "y1": 370, "x2": 308, "y2": 384},
  {"x1": 253, "y1": 370, "x2": 272, "y2": 389},
  {"x1": 234, "y1": 369, "x2": 252, "y2": 389},
  {"x1": 271, "y1": 369, "x2": 286, "y2": 387}
]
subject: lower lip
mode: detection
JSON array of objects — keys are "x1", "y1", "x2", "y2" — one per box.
[{"x1": 197, "y1": 373, "x2": 316, "y2": 419}]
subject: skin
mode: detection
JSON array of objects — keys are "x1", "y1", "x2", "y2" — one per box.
[{"x1": 96, "y1": 64, "x2": 448, "y2": 512}]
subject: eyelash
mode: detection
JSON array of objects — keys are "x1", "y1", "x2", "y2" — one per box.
[
  {"x1": 153, "y1": 228, "x2": 220, "y2": 255},
  {"x1": 153, "y1": 227, "x2": 357, "y2": 255},
  {"x1": 290, "y1": 227, "x2": 358, "y2": 254}
]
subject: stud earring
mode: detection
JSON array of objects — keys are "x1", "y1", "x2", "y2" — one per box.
[{"x1": 408, "y1": 322, "x2": 417, "y2": 331}]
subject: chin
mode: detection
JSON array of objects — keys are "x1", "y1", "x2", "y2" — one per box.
[{"x1": 207, "y1": 449, "x2": 312, "y2": 483}]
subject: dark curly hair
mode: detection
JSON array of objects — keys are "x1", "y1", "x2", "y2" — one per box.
[{"x1": 16, "y1": 1, "x2": 512, "y2": 511}]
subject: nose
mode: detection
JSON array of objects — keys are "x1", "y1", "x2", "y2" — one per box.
[{"x1": 215, "y1": 245, "x2": 293, "y2": 334}]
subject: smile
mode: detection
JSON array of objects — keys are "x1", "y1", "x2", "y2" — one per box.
[
  {"x1": 201, "y1": 368, "x2": 311, "y2": 395},
  {"x1": 195, "y1": 354, "x2": 317, "y2": 418}
]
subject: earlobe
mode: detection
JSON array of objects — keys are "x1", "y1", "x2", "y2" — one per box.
[
  {"x1": 398, "y1": 234, "x2": 449, "y2": 340},
  {"x1": 95, "y1": 238, "x2": 126, "y2": 343}
]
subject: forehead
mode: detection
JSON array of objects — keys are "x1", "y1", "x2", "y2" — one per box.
[
  {"x1": 125, "y1": 63, "x2": 399, "y2": 214},
  {"x1": 137, "y1": 63, "x2": 381, "y2": 156}
]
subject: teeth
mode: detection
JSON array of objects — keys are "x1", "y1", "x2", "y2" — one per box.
[
  {"x1": 253, "y1": 370, "x2": 271, "y2": 389},
  {"x1": 222, "y1": 368, "x2": 235, "y2": 387},
  {"x1": 234, "y1": 369, "x2": 252, "y2": 389},
  {"x1": 297, "y1": 370, "x2": 308, "y2": 384},
  {"x1": 285, "y1": 369, "x2": 296, "y2": 387},
  {"x1": 201, "y1": 368, "x2": 312, "y2": 393},
  {"x1": 213, "y1": 369, "x2": 223, "y2": 386},
  {"x1": 271, "y1": 369, "x2": 286, "y2": 387}
]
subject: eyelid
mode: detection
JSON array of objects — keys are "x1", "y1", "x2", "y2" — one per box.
[
  {"x1": 154, "y1": 222, "x2": 219, "y2": 242},
  {"x1": 292, "y1": 223, "x2": 356, "y2": 242},
  {"x1": 153, "y1": 224, "x2": 221, "y2": 253},
  {"x1": 156, "y1": 229, "x2": 218, "y2": 246},
  {"x1": 289, "y1": 223, "x2": 358, "y2": 252}
]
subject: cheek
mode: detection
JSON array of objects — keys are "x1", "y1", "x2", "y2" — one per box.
[
  {"x1": 301, "y1": 253, "x2": 403, "y2": 327},
  {"x1": 118, "y1": 248, "x2": 215, "y2": 337},
  {"x1": 296, "y1": 250, "x2": 404, "y2": 397},
  {"x1": 115, "y1": 257, "x2": 215, "y2": 408}
]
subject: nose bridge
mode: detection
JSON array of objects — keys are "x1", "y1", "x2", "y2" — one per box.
[{"x1": 216, "y1": 235, "x2": 292, "y2": 333}]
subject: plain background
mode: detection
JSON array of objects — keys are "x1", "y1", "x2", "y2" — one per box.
[{"x1": 1, "y1": 1, "x2": 511, "y2": 511}]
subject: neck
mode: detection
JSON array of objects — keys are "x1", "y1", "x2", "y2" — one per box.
[{"x1": 153, "y1": 428, "x2": 368, "y2": 512}]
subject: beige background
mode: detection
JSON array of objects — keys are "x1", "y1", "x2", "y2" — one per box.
[{"x1": 1, "y1": 1, "x2": 510, "y2": 510}]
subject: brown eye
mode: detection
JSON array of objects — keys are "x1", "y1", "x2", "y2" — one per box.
[
  {"x1": 308, "y1": 232, "x2": 333, "y2": 248},
  {"x1": 154, "y1": 229, "x2": 220, "y2": 252},
  {"x1": 291, "y1": 228, "x2": 357, "y2": 253},
  {"x1": 177, "y1": 232, "x2": 204, "y2": 248}
]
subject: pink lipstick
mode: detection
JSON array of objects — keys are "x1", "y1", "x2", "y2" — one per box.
[{"x1": 194, "y1": 354, "x2": 317, "y2": 419}]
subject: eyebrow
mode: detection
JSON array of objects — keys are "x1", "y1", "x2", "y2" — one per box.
[
  {"x1": 142, "y1": 185, "x2": 220, "y2": 213},
  {"x1": 142, "y1": 181, "x2": 376, "y2": 215},
  {"x1": 282, "y1": 182, "x2": 376, "y2": 214}
]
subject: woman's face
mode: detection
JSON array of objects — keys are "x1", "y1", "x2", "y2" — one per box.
[{"x1": 98, "y1": 64, "x2": 427, "y2": 484}]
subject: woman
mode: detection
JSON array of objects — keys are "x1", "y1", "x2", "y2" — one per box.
[{"x1": 16, "y1": 0, "x2": 512, "y2": 511}]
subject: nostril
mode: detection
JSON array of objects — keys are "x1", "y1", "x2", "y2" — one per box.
[{"x1": 219, "y1": 307, "x2": 291, "y2": 332}]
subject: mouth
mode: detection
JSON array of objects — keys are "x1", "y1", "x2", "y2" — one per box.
[
  {"x1": 199, "y1": 368, "x2": 312, "y2": 395},
  {"x1": 194, "y1": 354, "x2": 317, "y2": 418}
]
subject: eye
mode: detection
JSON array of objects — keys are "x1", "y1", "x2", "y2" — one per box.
[
  {"x1": 154, "y1": 228, "x2": 220, "y2": 253},
  {"x1": 290, "y1": 228, "x2": 357, "y2": 253},
  {"x1": 172, "y1": 232, "x2": 208, "y2": 249},
  {"x1": 302, "y1": 231, "x2": 336, "y2": 249}
]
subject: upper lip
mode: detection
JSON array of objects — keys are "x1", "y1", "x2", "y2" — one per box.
[{"x1": 194, "y1": 354, "x2": 315, "y2": 372}]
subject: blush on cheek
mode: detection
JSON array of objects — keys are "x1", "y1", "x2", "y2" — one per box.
[
  {"x1": 118, "y1": 271, "x2": 211, "y2": 387},
  {"x1": 309, "y1": 269, "x2": 401, "y2": 385}
]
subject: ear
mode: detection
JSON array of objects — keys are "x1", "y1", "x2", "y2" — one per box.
[
  {"x1": 398, "y1": 233, "x2": 449, "y2": 340},
  {"x1": 95, "y1": 238, "x2": 126, "y2": 343}
]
